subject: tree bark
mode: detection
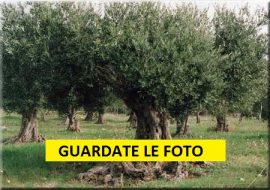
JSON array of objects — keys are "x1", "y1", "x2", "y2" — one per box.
[
  {"x1": 67, "y1": 107, "x2": 81, "y2": 132},
  {"x1": 173, "y1": 114, "x2": 189, "y2": 137},
  {"x1": 182, "y1": 116, "x2": 190, "y2": 136},
  {"x1": 258, "y1": 102, "x2": 262, "y2": 120},
  {"x1": 196, "y1": 112, "x2": 200, "y2": 124},
  {"x1": 79, "y1": 95, "x2": 195, "y2": 185},
  {"x1": 78, "y1": 103, "x2": 189, "y2": 185},
  {"x1": 216, "y1": 115, "x2": 229, "y2": 132},
  {"x1": 4, "y1": 109, "x2": 45, "y2": 143},
  {"x1": 135, "y1": 107, "x2": 171, "y2": 139},
  {"x1": 173, "y1": 118, "x2": 183, "y2": 136},
  {"x1": 159, "y1": 112, "x2": 171, "y2": 139},
  {"x1": 96, "y1": 111, "x2": 105, "y2": 124}
]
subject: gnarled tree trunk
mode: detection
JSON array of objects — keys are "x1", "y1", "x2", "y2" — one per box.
[
  {"x1": 96, "y1": 108, "x2": 105, "y2": 124},
  {"x1": 173, "y1": 116, "x2": 184, "y2": 137},
  {"x1": 257, "y1": 102, "x2": 262, "y2": 120},
  {"x1": 196, "y1": 112, "x2": 200, "y2": 124},
  {"x1": 215, "y1": 115, "x2": 229, "y2": 132},
  {"x1": 4, "y1": 109, "x2": 45, "y2": 144},
  {"x1": 182, "y1": 116, "x2": 191, "y2": 136},
  {"x1": 135, "y1": 107, "x2": 171, "y2": 139},
  {"x1": 173, "y1": 114, "x2": 190, "y2": 137},
  {"x1": 159, "y1": 112, "x2": 171, "y2": 139},
  {"x1": 79, "y1": 95, "x2": 196, "y2": 185},
  {"x1": 97, "y1": 113, "x2": 105, "y2": 124},
  {"x1": 66, "y1": 107, "x2": 81, "y2": 132}
]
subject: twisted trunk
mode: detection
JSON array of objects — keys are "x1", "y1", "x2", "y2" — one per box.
[
  {"x1": 79, "y1": 103, "x2": 186, "y2": 185},
  {"x1": 196, "y1": 112, "x2": 200, "y2": 124},
  {"x1": 173, "y1": 114, "x2": 189, "y2": 137},
  {"x1": 96, "y1": 112, "x2": 105, "y2": 124},
  {"x1": 159, "y1": 112, "x2": 171, "y2": 139},
  {"x1": 96, "y1": 107, "x2": 105, "y2": 124},
  {"x1": 216, "y1": 115, "x2": 229, "y2": 132},
  {"x1": 182, "y1": 116, "x2": 190, "y2": 136},
  {"x1": 67, "y1": 107, "x2": 81, "y2": 132},
  {"x1": 79, "y1": 95, "x2": 195, "y2": 185},
  {"x1": 257, "y1": 102, "x2": 262, "y2": 120},
  {"x1": 135, "y1": 107, "x2": 171, "y2": 139},
  {"x1": 123, "y1": 94, "x2": 172, "y2": 139},
  {"x1": 4, "y1": 109, "x2": 45, "y2": 143},
  {"x1": 173, "y1": 116, "x2": 184, "y2": 137}
]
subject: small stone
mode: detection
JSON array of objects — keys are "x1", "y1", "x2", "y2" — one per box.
[
  {"x1": 240, "y1": 178, "x2": 245, "y2": 181},
  {"x1": 7, "y1": 180, "x2": 10, "y2": 183}
]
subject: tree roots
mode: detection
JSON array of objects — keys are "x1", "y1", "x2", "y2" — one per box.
[
  {"x1": 78, "y1": 162, "x2": 193, "y2": 186},
  {"x1": 2, "y1": 134, "x2": 45, "y2": 144}
]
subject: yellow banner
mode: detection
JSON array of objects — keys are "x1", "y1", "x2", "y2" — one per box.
[{"x1": 45, "y1": 139, "x2": 226, "y2": 162}]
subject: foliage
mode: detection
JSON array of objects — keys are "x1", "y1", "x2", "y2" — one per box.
[
  {"x1": 76, "y1": 81, "x2": 116, "y2": 115},
  {"x1": 1, "y1": 2, "x2": 267, "y2": 132},
  {"x1": 99, "y1": 3, "x2": 220, "y2": 118},
  {"x1": 211, "y1": 6, "x2": 267, "y2": 116},
  {"x1": 1, "y1": 2, "x2": 50, "y2": 115},
  {"x1": 106, "y1": 98, "x2": 128, "y2": 114},
  {"x1": 44, "y1": 2, "x2": 100, "y2": 115}
]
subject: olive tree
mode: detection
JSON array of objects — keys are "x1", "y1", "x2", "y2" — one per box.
[
  {"x1": 212, "y1": 7, "x2": 267, "y2": 131},
  {"x1": 44, "y1": 2, "x2": 100, "y2": 131},
  {"x1": 1, "y1": 2, "x2": 50, "y2": 143},
  {"x1": 80, "y1": 2, "x2": 220, "y2": 184},
  {"x1": 99, "y1": 3, "x2": 219, "y2": 139}
]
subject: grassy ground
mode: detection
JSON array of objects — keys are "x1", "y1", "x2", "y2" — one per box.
[{"x1": 0, "y1": 112, "x2": 268, "y2": 188}]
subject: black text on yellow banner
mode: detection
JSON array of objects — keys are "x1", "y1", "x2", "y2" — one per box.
[{"x1": 45, "y1": 139, "x2": 226, "y2": 162}]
